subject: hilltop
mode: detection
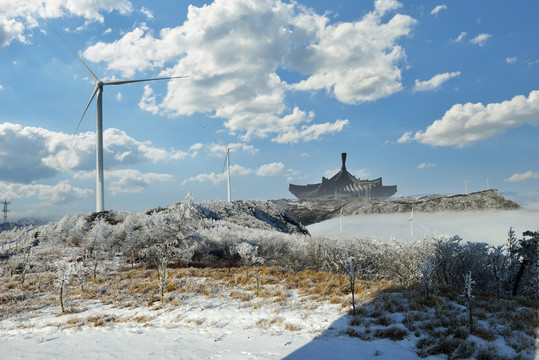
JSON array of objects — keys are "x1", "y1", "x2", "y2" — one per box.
[{"x1": 272, "y1": 189, "x2": 520, "y2": 226}]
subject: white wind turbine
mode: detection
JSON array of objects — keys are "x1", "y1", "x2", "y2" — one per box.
[
  {"x1": 53, "y1": 29, "x2": 187, "y2": 212},
  {"x1": 464, "y1": 178, "x2": 471, "y2": 194},
  {"x1": 406, "y1": 199, "x2": 415, "y2": 237},
  {"x1": 203, "y1": 126, "x2": 233, "y2": 202}
]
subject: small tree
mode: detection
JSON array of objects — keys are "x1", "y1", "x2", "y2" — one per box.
[
  {"x1": 234, "y1": 242, "x2": 263, "y2": 277},
  {"x1": 341, "y1": 256, "x2": 366, "y2": 315},
  {"x1": 463, "y1": 271, "x2": 475, "y2": 334},
  {"x1": 54, "y1": 260, "x2": 74, "y2": 313},
  {"x1": 85, "y1": 218, "x2": 111, "y2": 278},
  {"x1": 141, "y1": 239, "x2": 179, "y2": 302},
  {"x1": 421, "y1": 259, "x2": 435, "y2": 299},
  {"x1": 488, "y1": 245, "x2": 506, "y2": 299}
]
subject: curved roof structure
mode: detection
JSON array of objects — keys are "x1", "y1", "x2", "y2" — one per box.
[{"x1": 289, "y1": 153, "x2": 397, "y2": 200}]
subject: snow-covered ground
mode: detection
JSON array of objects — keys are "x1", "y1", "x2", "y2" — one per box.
[
  {"x1": 308, "y1": 209, "x2": 539, "y2": 245},
  {"x1": 0, "y1": 285, "x2": 443, "y2": 360}
]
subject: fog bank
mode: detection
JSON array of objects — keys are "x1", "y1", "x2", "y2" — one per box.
[{"x1": 307, "y1": 209, "x2": 538, "y2": 245}]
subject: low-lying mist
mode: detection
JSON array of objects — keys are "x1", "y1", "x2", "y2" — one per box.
[{"x1": 307, "y1": 209, "x2": 538, "y2": 245}]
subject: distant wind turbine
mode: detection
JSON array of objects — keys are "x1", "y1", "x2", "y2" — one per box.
[
  {"x1": 464, "y1": 178, "x2": 471, "y2": 195},
  {"x1": 52, "y1": 29, "x2": 187, "y2": 212},
  {"x1": 203, "y1": 126, "x2": 233, "y2": 202},
  {"x1": 407, "y1": 199, "x2": 415, "y2": 237}
]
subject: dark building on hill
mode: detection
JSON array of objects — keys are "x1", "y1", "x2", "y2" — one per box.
[{"x1": 289, "y1": 153, "x2": 397, "y2": 200}]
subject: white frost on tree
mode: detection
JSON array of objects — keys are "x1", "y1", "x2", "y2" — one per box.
[{"x1": 234, "y1": 242, "x2": 263, "y2": 276}]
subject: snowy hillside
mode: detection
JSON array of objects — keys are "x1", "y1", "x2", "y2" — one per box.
[
  {"x1": 0, "y1": 198, "x2": 537, "y2": 359},
  {"x1": 273, "y1": 189, "x2": 520, "y2": 226}
]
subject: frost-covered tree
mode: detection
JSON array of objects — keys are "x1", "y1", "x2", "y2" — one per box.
[
  {"x1": 341, "y1": 256, "x2": 367, "y2": 315},
  {"x1": 234, "y1": 242, "x2": 263, "y2": 277},
  {"x1": 141, "y1": 239, "x2": 183, "y2": 302},
  {"x1": 85, "y1": 218, "x2": 111, "y2": 278},
  {"x1": 305, "y1": 236, "x2": 327, "y2": 272},
  {"x1": 433, "y1": 235, "x2": 464, "y2": 287},
  {"x1": 421, "y1": 259, "x2": 435, "y2": 299},
  {"x1": 54, "y1": 260, "x2": 74, "y2": 313},
  {"x1": 487, "y1": 245, "x2": 507, "y2": 299},
  {"x1": 72, "y1": 260, "x2": 87, "y2": 293},
  {"x1": 511, "y1": 230, "x2": 538, "y2": 298},
  {"x1": 463, "y1": 271, "x2": 475, "y2": 334}
]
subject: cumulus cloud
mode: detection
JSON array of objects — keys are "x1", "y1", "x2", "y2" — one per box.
[
  {"x1": 504, "y1": 171, "x2": 539, "y2": 183},
  {"x1": 417, "y1": 162, "x2": 436, "y2": 169},
  {"x1": 256, "y1": 162, "x2": 285, "y2": 177},
  {"x1": 82, "y1": 0, "x2": 415, "y2": 140},
  {"x1": 140, "y1": 7, "x2": 153, "y2": 19},
  {"x1": 0, "y1": 181, "x2": 92, "y2": 205},
  {"x1": 182, "y1": 164, "x2": 252, "y2": 185},
  {"x1": 430, "y1": 5, "x2": 447, "y2": 16},
  {"x1": 470, "y1": 33, "x2": 492, "y2": 46},
  {"x1": 0, "y1": 0, "x2": 133, "y2": 47},
  {"x1": 272, "y1": 119, "x2": 349, "y2": 144},
  {"x1": 107, "y1": 169, "x2": 173, "y2": 194},
  {"x1": 413, "y1": 71, "x2": 460, "y2": 92},
  {"x1": 0, "y1": 122, "x2": 196, "y2": 184},
  {"x1": 398, "y1": 90, "x2": 539, "y2": 147}
]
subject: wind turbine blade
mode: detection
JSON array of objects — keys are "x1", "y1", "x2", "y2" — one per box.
[
  {"x1": 103, "y1": 76, "x2": 189, "y2": 86},
  {"x1": 75, "y1": 84, "x2": 99, "y2": 134},
  {"x1": 202, "y1": 125, "x2": 227, "y2": 148},
  {"x1": 50, "y1": 27, "x2": 99, "y2": 83}
]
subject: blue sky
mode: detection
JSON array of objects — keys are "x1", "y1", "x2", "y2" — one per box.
[{"x1": 0, "y1": 0, "x2": 538, "y2": 220}]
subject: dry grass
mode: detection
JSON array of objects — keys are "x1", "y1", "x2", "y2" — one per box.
[{"x1": 1, "y1": 263, "x2": 537, "y2": 360}]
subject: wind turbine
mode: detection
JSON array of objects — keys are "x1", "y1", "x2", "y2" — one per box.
[
  {"x1": 464, "y1": 178, "x2": 471, "y2": 195},
  {"x1": 406, "y1": 199, "x2": 415, "y2": 237},
  {"x1": 53, "y1": 29, "x2": 187, "y2": 212},
  {"x1": 202, "y1": 126, "x2": 233, "y2": 202}
]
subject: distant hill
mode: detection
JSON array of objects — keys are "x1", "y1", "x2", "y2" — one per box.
[
  {"x1": 0, "y1": 217, "x2": 50, "y2": 232},
  {"x1": 272, "y1": 189, "x2": 521, "y2": 226}
]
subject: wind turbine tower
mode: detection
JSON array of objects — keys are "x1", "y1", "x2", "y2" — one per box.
[
  {"x1": 203, "y1": 126, "x2": 233, "y2": 202},
  {"x1": 464, "y1": 178, "x2": 470, "y2": 195},
  {"x1": 53, "y1": 29, "x2": 187, "y2": 212},
  {"x1": 2, "y1": 200, "x2": 10, "y2": 224},
  {"x1": 407, "y1": 199, "x2": 415, "y2": 237}
]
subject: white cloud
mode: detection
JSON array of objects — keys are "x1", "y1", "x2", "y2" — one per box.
[
  {"x1": 0, "y1": 181, "x2": 92, "y2": 205},
  {"x1": 417, "y1": 162, "x2": 436, "y2": 169},
  {"x1": 430, "y1": 5, "x2": 447, "y2": 16},
  {"x1": 140, "y1": 7, "x2": 153, "y2": 19},
  {"x1": 107, "y1": 169, "x2": 173, "y2": 194},
  {"x1": 82, "y1": 0, "x2": 415, "y2": 140},
  {"x1": 116, "y1": 91, "x2": 123, "y2": 101},
  {"x1": 300, "y1": 153, "x2": 309, "y2": 158},
  {"x1": 470, "y1": 33, "x2": 492, "y2": 46},
  {"x1": 452, "y1": 32, "x2": 467, "y2": 43},
  {"x1": 398, "y1": 90, "x2": 539, "y2": 147},
  {"x1": 0, "y1": 0, "x2": 133, "y2": 47},
  {"x1": 504, "y1": 171, "x2": 539, "y2": 183},
  {"x1": 182, "y1": 165, "x2": 252, "y2": 185},
  {"x1": 256, "y1": 162, "x2": 285, "y2": 177},
  {"x1": 413, "y1": 71, "x2": 460, "y2": 92},
  {"x1": 0, "y1": 122, "x2": 196, "y2": 184},
  {"x1": 355, "y1": 169, "x2": 371, "y2": 178},
  {"x1": 374, "y1": 0, "x2": 402, "y2": 16},
  {"x1": 0, "y1": 84, "x2": 3, "y2": 90},
  {"x1": 506, "y1": 57, "x2": 517, "y2": 64},
  {"x1": 272, "y1": 119, "x2": 349, "y2": 144}
]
